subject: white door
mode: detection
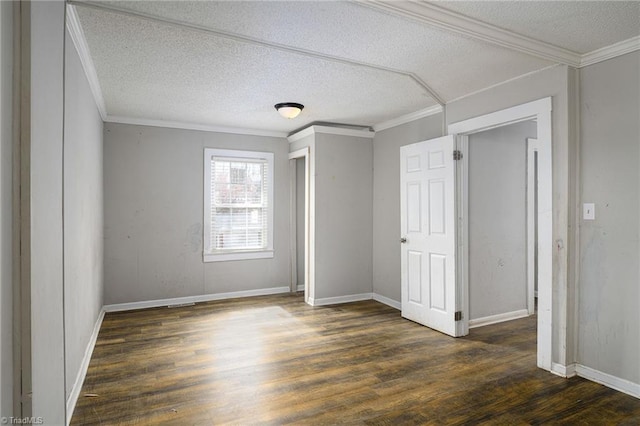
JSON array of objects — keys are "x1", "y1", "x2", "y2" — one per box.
[{"x1": 400, "y1": 135, "x2": 462, "y2": 337}]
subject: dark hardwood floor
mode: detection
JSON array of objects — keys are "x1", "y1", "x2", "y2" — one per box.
[{"x1": 71, "y1": 293, "x2": 640, "y2": 425}]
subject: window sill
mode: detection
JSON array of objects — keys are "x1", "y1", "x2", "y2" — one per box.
[{"x1": 203, "y1": 250, "x2": 274, "y2": 263}]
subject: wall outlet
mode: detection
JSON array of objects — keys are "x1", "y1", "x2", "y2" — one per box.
[{"x1": 583, "y1": 203, "x2": 595, "y2": 220}]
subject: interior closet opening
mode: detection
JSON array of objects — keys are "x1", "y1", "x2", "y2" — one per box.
[
  {"x1": 466, "y1": 120, "x2": 537, "y2": 329},
  {"x1": 295, "y1": 157, "x2": 306, "y2": 292},
  {"x1": 288, "y1": 147, "x2": 310, "y2": 299}
]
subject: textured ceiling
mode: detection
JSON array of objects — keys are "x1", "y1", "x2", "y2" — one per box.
[
  {"x1": 72, "y1": 1, "x2": 640, "y2": 134},
  {"x1": 93, "y1": 0, "x2": 552, "y2": 101},
  {"x1": 76, "y1": 5, "x2": 434, "y2": 132}
]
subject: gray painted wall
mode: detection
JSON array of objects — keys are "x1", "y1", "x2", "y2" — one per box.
[
  {"x1": 63, "y1": 28, "x2": 104, "y2": 403},
  {"x1": 372, "y1": 115, "x2": 443, "y2": 302},
  {"x1": 314, "y1": 133, "x2": 373, "y2": 299},
  {"x1": 30, "y1": 1, "x2": 66, "y2": 422},
  {"x1": 22, "y1": 7, "x2": 106, "y2": 421},
  {"x1": 289, "y1": 130, "x2": 373, "y2": 301},
  {"x1": 468, "y1": 121, "x2": 536, "y2": 320},
  {"x1": 0, "y1": 0, "x2": 12, "y2": 416},
  {"x1": 579, "y1": 51, "x2": 640, "y2": 385},
  {"x1": 103, "y1": 123, "x2": 290, "y2": 304}
]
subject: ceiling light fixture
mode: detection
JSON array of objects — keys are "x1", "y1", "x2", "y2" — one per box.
[{"x1": 275, "y1": 102, "x2": 304, "y2": 119}]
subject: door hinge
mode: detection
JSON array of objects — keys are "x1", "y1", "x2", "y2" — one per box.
[
  {"x1": 454, "y1": 311, "x2": 463, "y2": 321},
  {"x1": 453, "y1": 150, "x2": 463, "y2": 161}
]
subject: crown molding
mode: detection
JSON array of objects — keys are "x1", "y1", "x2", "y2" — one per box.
[
  {"x1": 447, "y1": 64, "x2": 562, "y2": 105},
  {"x1": 580, "y1": 36, "x2": 640, "y2": 68},
  {"x1": 105, "y1": 115, "x2": 288, "y2": 139},
  {"x1": 65, "y1": 4, "x2": 107, "y2": 120},
  {"x1": 358, "y1": 1, "x2": 581, "y2": 67},
  {"x1": 288, "y1": 125, "x2": 375, "y2": 143},
  {"x1": 287, "y1": 126, "x2": 315, "y2": 143},
  {"x1": 373, "y1": 104, "x2": 443, "y2": 132}
]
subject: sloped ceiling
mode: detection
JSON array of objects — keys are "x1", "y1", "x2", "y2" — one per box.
[{"x1": 70, "y1": 1, "x2": 640, "y2": 135}]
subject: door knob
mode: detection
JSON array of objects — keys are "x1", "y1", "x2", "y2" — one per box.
[{"x1": 400, "y1": 237, "x2": 407, "y2": 243}]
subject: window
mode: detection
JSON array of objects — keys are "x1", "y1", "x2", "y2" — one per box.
[{"x1": 204, "y1": 148, "x2": 274, "y2": 262}]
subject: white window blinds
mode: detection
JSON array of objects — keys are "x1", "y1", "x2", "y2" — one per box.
[
  {"x1": 204, "y1": 149, "x2": 274, "y2": 262},
  {"x1": 210, "y1": 157, "x2": 268, "y2": 250}
]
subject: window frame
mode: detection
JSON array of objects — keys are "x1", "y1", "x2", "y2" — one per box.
[{"x1": 203, "y1": 148, "x2": 275, "y2": 262}]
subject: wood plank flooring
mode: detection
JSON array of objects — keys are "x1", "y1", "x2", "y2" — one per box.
[{"x1": 71, "y1": 294, "x2": 640, "y2": 425}]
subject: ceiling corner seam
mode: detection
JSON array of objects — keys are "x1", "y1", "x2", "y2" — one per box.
[{"x1": 65, "y1": 3, "x2": 108, "y2": 121}]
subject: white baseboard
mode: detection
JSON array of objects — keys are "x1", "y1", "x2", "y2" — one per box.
[
  {"x1": 551, "y1": 362, "x2": 577, "y2": 378},
  {"x1": 468, "y1": 309, "x2": 530, "y2": 329},
  {"x1": 66, "y1": 308, "x2": 105, "y2": 425},
  {"x1": 103, "y1": 286, "x2": 290, "y2": 312},
  {"x1": 548, "y1": 362, "x2": 639, "y2": 398},
  {"x1": 372, "y1": 293, "x2": 401, "y2": 310},
  {"x1": 576, "y1": 364, "x2": 640, "y2": 399},
  {"x1": 296, "y1": 284, "x2": 305, "y2": 292},
  {"x1": 310, "y1": 293, "x2": 373, "y2": 306}
]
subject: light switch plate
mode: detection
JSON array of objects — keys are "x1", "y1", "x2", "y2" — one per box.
[{"x1": 583, "y1": 203, "x2": 595, "y2": 220}]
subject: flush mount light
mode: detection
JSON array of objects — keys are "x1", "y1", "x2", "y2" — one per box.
[{"x1": 274, "y1": 102, "x2": 304, "y2": 119}]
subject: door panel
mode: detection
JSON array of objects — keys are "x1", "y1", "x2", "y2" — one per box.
[
  {"x1": 400, "y1": 135, "x2": 460, "y2": 337},
  {"x1": 407, "y1": 183, "x2": 422, "y2": 233},
  {"x1": 429, "y1": 253, "x2": 447, "y2": 311},
  {"x1": 407, "y1": 251, "x2": 422, "y2": 303},
  {"x1": 428, "y1": 179, "x2": 446, "y2": 234}
]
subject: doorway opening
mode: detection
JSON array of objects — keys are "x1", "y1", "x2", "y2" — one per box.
[
  {"x1": 466, "y1": 120, "x2": 537, "y2": 329},
  {"x1": 288, "y1": 148, "x2": 311, "y2": 300},
  {"x1": 294, "y1": 156, "x2": 306, "y2": 292},
  {"x1": 449, "y1": 97, "x2": 553, "y2": 371}
]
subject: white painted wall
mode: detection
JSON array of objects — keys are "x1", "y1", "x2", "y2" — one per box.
[
  {"x1": 63, "y1": 26, "x2": 104, "y2": 407},
  {"x1": 579, "y1": 51, "x2": 640, "y2": 387},
  {"x1": 372, "y1": 115, "x2": 443, "y2": 303},
  {"x1": 103, "y1": 123, "x2": 290, "y2": 304},
  {"x1": 468, "y1": 121, "x2": 536, "y2": 320},
  {"x1": 30, "y1": 1, "x2": 66, "y2": 422},
  {"x1": 0, "y1": 0, "x2": 13, "y2": 417}
]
